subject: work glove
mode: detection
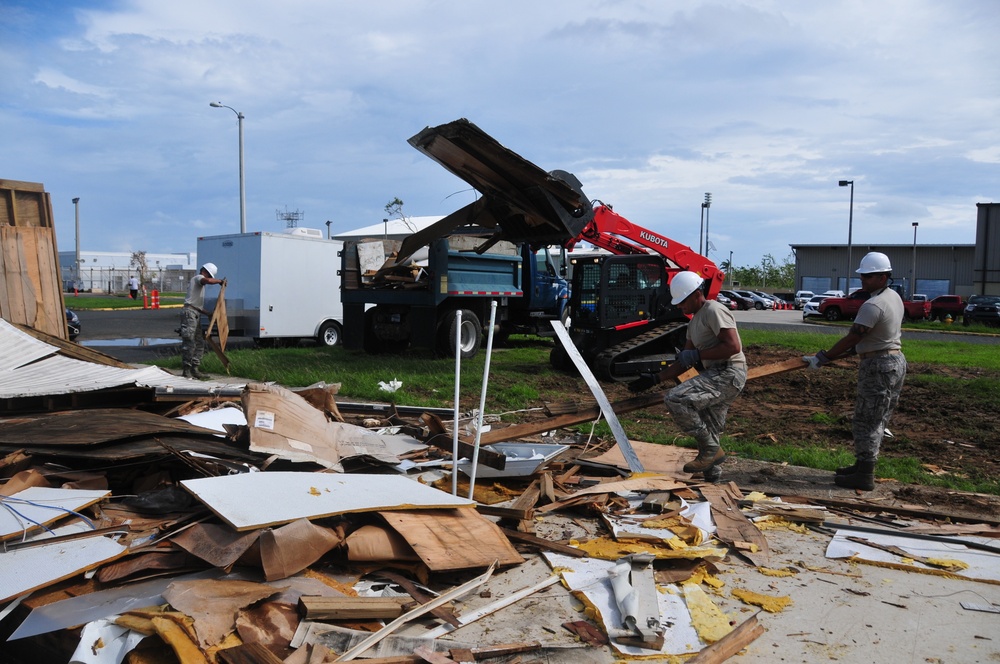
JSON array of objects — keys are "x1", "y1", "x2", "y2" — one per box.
[
  {"x1": 628, "y1": 372, "x2": 661, "y2": 393},
  {"x1": 677, "y1": 348, "x2": 701, "y2": 370},
  {"x1": 802, "y1": 350, "x2": 831, "y2": 370}
]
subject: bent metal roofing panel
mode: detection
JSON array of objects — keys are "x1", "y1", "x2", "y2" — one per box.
[{"x1": 0, "y1": 317, "x2": 242, "y2": 399}]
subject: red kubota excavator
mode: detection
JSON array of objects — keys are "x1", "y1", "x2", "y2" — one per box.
[{"x1": 402, "y1": 118, "x2": 723, "y2": 381}]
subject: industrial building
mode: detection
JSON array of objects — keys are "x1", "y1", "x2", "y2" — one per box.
[{"x1": 791, "y1": 202, "x2": 999, "y2": 299}]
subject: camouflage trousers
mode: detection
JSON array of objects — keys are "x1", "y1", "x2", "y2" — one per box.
[
  {"x1": 853, "y1": 353, "x2": 907, "y2": 462},
  {"x1": 179, "y1": 307, "x2": 205, "y2": 371},
  {"x1": 665, "y1": 363, "x2": 746, "y2": 452}
]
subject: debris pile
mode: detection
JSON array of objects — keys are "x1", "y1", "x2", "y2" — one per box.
[{"x1": 2, "y1": 322, "x2": 1000, "y2": 663}]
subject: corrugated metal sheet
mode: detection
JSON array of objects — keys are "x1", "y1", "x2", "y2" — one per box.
[{"x1": 0, "y1": 318, "x2": 242, "y2": 399}]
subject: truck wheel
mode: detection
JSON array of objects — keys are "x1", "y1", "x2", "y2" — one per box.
[
  {"x1": 439, "y1": 309, "x2": 482, "y2": 359},
  {"x1": 317, "y1": 321, "x2": 342, "y2": 347},
  {"x1": 824, "y1": 307, "x2": 842, "y2": 321}
]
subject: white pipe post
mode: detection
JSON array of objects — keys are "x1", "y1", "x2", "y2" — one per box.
[
  {"x1": 451, "y1": 310, "x2": 462, "y2": 496},
  {"x1": 468, "y1": 301, "x2": 498, "y2": 500}
]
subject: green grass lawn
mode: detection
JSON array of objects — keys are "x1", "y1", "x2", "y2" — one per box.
[
  {"x1": 153, "y1": 328, "x2": 1000, "y2": 495},
  {"x1": 65, "y1": 293, "x2": 186, "y2": 309}
]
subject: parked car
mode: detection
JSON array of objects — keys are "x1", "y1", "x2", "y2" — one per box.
[
  {"x1": 963, "y1": 294, "x2": 1000, "y2": 327},
  {"x1": 821, "y1": 289, "x2": 846, "y2": 298},
  {"x1": 734, "y1": 289, "x2": 773, "y2": 310},
  {"x1": 802, "y1": 295, "x2": 830, "y2": 319},
  {"x1": 929, "y1": 295, "x2": 965, "y2": 321},
  {"x1": 749, "y1": 290, "x2": 778, "y2": 308},
  {"x1": 794, "y1": 290, "x2": 814, "y2": 309},
  {"x1": 719, "y1": 289, "x2": 754, "y2": 310},
  {"x1": 66, "y1": 308, "x2": 80, "y2": 340},
  {"x1": 715, "y1": 293, "x2": 738, "y2": 310}
]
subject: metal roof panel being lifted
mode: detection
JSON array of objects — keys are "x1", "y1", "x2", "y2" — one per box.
[{"x1": 407, "y1": 118, "x2": 594, "y2": 248}]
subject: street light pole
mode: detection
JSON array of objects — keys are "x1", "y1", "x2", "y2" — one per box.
[
  {"x1": 728, "y1": 250, "x2": 733, "y2": 287},
  {"x1": 699, "y1": 203, "x2": 705, "y2": 255},
  {"x1": 838, "y1": 180, "x2": 854, "y2": 291},
  {"x1": 703, "y1": 192, "x2": 712, "y2": 257},
  {"x1": 72, "y1": 197, "x2": 81, "y2": 289},
  {"x1": 210, "y1": 102, "x2": 247, "y2": 233},
  {"x1": 912, "y1": 222, "x2": 919, "y2": 298}
]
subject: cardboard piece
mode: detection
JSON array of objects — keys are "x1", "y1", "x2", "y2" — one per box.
[
  {"x1": 242, "y1": 383, "x2": 426, "y2": 470},
  {"x1": 259, "y1": 518, "x2": 343, "y2": 581},
  {"x1": 588, "y1": 440, "x2": 695, "y2": 476},
  {"x1": 346, "y1": 525, "x2": 420, "y2": 562},
  {"x1": 170, "y1": 522, "x2": 261, "y2": 569},
  {"x1": 162, "y1": 579, "x2": 283, "y2": 649}
]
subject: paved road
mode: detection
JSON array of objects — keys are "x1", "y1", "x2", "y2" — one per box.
[{"x1": 73, "y1": 305, "x2": 996, "y2": 364}]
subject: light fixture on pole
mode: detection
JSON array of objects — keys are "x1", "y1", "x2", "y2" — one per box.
[
  {"x1": 72, "y1": 197, "x2": 81, "y2": 289},
  {"x1": 703, "y1": 192, "x2": 712, "y2": 256},
  {"x1": 210, "y1": 102, "x2": 246, "y2": 233},
  {"x1": 325, "y1": 220, "x2": 332, "y2": 240},
  {"x1": 838, "y1": 180, "x2": 854, "y2": 291},
  {"x1": 911, "y1": 222, "x2": 919, "y2": 298}
]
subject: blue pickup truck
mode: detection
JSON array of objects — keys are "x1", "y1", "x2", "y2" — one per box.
[{"x1": 340, "y1": 234, "x2": 569, "y2": 358}]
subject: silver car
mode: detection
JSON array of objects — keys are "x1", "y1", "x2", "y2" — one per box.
[
  {"x1": 794, "y1": 290, "x2": 814, "y2": 309},
  {"x1": 735, "y1": 289, "x2": 774, "y2": 310}
]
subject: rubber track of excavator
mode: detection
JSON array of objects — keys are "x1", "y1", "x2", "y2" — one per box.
[{"x1": 594, "y1": 321, "x2": 689, "y2": 381}]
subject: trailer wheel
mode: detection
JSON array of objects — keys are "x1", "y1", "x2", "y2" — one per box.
[
  {"x1": 439, "y1": 309, "x2": 482, "y2": 359},
  {"x1": 317, "y1": 320, "x2": 342, "y2": 347}
]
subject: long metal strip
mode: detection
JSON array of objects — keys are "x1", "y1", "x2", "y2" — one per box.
[{"x1": 550, "y1": 320, "x2": 644, "y2": 473}]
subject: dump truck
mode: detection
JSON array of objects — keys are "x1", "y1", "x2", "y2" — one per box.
[
  {"x1": 197, "y1": 228, "x2": 344, "y2": 347},
  {"x1": 340, "y1": 232, "x2": 569, "y2": 358}
]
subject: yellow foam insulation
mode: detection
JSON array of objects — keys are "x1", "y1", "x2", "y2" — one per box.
[
  {"x1": 754, "y1": 517, "x2": 809, "y2": 534},
  {"x1": 848, "y1": 556, "x2": 1000, "y2": 585},
  {"x1": 681, "y1": 583, "x2": 733, "y2": 644},
  {"x1": 745, "y1": 491, "x2": 770, "y2": 502},
  {"x1": 635, "y1": 515, "x2": 704, "y2": 545},
  {"x1": 431, "y1": 476, "x2": 518, "y2": 504},
  {"x1": 731, "y1": 588, "x2": 792, "y2": 613},
  {"x1": 571, "y1": 537, "x2": 728, "y2": 561},
  {"x1": 758, "y1": 566, "x2": 797, "y2": 578},
  {"x1": 687, "y1": 567, "x2": 726, "y2": 589},
  {"x1": 927, "y1": 558, "x2": 970, "y2": 571}
]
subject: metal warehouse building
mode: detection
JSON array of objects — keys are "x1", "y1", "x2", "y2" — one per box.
[{"x1": 791, "y1": 202, "x2": 1000, "y2": 299}]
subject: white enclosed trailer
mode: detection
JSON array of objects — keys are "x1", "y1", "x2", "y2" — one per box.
[{"x1": 197, "y1": 228, "x2": 344, "y2": 346}]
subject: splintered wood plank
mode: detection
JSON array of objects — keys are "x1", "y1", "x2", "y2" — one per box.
[
  {"x1": 379, "y1": 508, "x2": 523, "y2": 571},
  {"x1": 746, "y1": 357, "x2": 809, "y2": 380},
  {"x1": 181, "y1": 473, "x2": 474, "y2": 531},
  {"x1": 298, "y1": 596, "x2": 410, "y2": 620},
  {"x1": 700, "y1": 483, "x2": 770, "y2": 566}
]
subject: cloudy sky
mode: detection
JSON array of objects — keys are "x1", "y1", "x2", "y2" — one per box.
[{"x1": 2, "y1": 0, "x2": 997, "y2": 270}]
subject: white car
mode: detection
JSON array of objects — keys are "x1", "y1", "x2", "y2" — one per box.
[
  {"x1": 802, "y1": 294, "x2": 831, "y2": 318},
  {"x1": 821, "y1": 289, "x2": 845, "y2": 298},
  {"x1": 794, "y1": 290, "x2": 814, "y2": 309}
]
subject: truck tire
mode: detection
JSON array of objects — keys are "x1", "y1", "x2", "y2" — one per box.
[
  {"x1": 317, "y1": 320, "x2": 342, "y2": 347},
  {"x1": 438, "y1": 309, "x2": 482, "y2": 359},
  {"x1": 824, "y1": 307, "x2": 842, "y2": 321}
]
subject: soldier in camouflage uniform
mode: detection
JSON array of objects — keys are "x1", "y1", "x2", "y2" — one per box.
[
  {"x1": 803, "y1": 252, "x2": 906, "y2": 491},
  {"x1": 180, "y1": 263, "x2": 225, "y2": 379},
  {"x1": 628, "y1": 271, "x2": 746, "y2": 483}
]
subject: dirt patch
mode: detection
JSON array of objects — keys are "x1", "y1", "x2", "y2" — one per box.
[{"x1": 728, "y1": 344, "x2": 1000, "y2": 483}]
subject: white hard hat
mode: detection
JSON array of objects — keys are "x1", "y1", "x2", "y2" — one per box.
[
  {"x1": 856, "y1": 252, "x2": 892, "y2": 274},
  {"x1": 201, "y1": 262, "x2": 218, "y2": 278},
  {"x1": 670, "y1": 271, "x2": 703, "y2": 305}
]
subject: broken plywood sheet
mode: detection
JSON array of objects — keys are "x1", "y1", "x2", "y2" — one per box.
[
  {"x1": 0, "y1": 408, "x2": 222, "y2": 447},
  {"x1": 567, "y1": 474, "x2": 687, "y2": 498},
  {"x1": 180, "y1": 472, "x2": 474, "y2": 531},
  {"x1": 827, "y1": 530, "x2": 1000, "y2": 584},
  {"x1": 379, "y1": 508, "x2": 524, "y2": 571},
  {"x1": 0, "y1": 524, "x2": 127, "y2": 604},
  {"x1": 587, "y1": 440, "x2": 695, "y2": 476},
  {"x1": 543, "y1": 552, "x2": 705, "y2": 656},
  {"x1": 0, "y1": 486, "x2": 109, "y2": 541}
]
